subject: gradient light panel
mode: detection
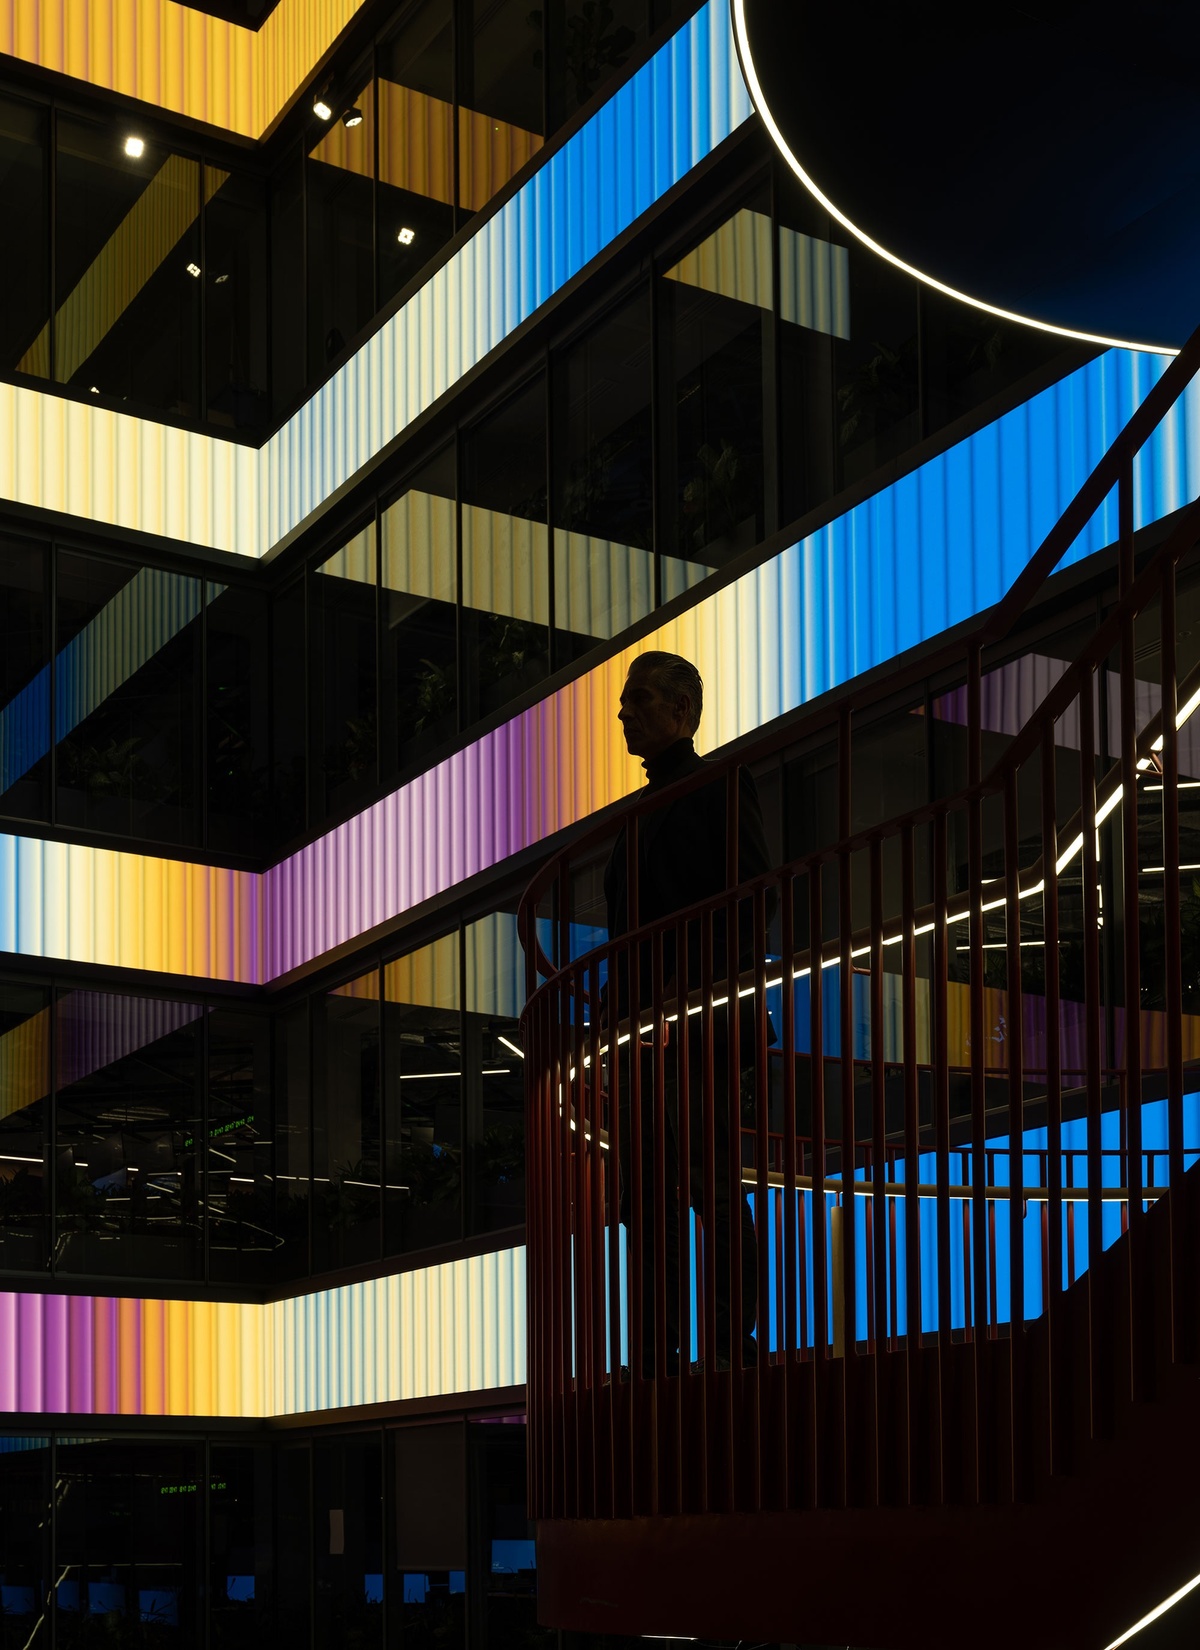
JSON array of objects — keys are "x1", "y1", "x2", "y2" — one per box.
[
  {"x1": 0, "y1": 1, "x2": 752, "y2": 561},
  {"x1": 0, "y1": 1248, "x2": 525, "y2": 1418},
  {"x1": 0, "y1": 0, "x2": 368, "y2": 139}
]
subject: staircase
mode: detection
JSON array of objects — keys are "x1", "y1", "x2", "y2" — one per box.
[{"x1": 518, "y1": 327, "x2": 1200, "y2": 1650}]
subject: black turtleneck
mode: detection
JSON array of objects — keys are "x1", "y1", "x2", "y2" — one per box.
[{"x1": 641, "y1": 736, "x2": 702, "y2": 792}]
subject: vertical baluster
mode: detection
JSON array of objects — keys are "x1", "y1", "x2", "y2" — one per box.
[
  {"x1": 650, "y1": 923, "x2": 668, "y2": 1510},
  {"x1": 1041, "y1": 724, "x2": 1066, "y2": 1475},
  {"x1": 675, "y1": 914, "x2": 692, "y2": 1515},
  {"x1": 1079, "y1": 666, "x2": 1110, "y2": 1440},
  {"x1": 780, "y1": 870, "x2": 800, "y2": 1508},
  {"x1": 808, "y1": 862, "x2": 827, "y2": 1509},
  {"x1": 901, "y1": 821, "x2": 921, "y2": 1506},
  {"x1": 838, "y1": 710, "x2": 855, "y2": 1507},
  {"x1": 1004, "y1": 766, "x2": 1026, "y2": 1502},
  {"x1": 586, "y1": 955, "x2": 607, "y2": 1512},
  {"x1": 604, "y1": 935, "x2": 627, "y2": 1516},
  {"x1": 869, "y1": 838, "x2": 888, "y2": 1507},
  {"x1": 933, "y1": 809, "x2": 952, "y2": 1505},
  {"x1": 571, "y1": 957, "x2": 590, "y2": 1518},
  {"x1": 1160, "y1": 561, "x2": 1190, "y2": 1362},
  {"x1": 700, "y1": 904, "x2": 717, "y2": 1510},
  {"x1": 724, "y1": 774, "x2": 743, "y2": 1512},
  {"x1": 967, "y1": 643, "x2": 989, "y2": 1499},
  {"x1": 753, "y1": 883, "x2": 772, "y2": 1509}
]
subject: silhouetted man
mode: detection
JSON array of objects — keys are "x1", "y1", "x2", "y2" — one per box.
[{"x1": 604, "y1": 651, "x2": 771, "y2": 1373}]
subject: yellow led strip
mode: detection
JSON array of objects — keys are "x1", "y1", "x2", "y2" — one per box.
[{"x1": 0, "y1": 0, "x2": 369, "y2": 140}]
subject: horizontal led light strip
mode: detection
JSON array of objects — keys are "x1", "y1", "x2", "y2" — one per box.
[
  {"x1": 0, "y1": 346, "x2": 1191, "y2": 984},
  {"x1": 0, "y1": 0, "x2": 368, "y2": 140},
  {"x1": 0, "y1": 1247, "x2": 525, "y2": 1419},
  {"x1": 0, "y1": 1, "x2": 752, "y2": 560}
]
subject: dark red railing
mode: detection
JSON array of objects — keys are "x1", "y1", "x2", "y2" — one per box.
[{"x1": 519, "y1": 330, "x2": 1200, "y2": 1519}]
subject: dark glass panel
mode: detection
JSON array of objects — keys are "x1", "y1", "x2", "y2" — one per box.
[
  {"x1": 551, "y1": 285, "x2": 654, "y2": 667},
  {"x1": 834, "y1": 241, "x2": 919, "y2": 488},
  {"x1": 0, "y1": 983, "x2": 51, "y2": 1274},
  {"x1": 659, "y1": 190, "x2": 769, "y2": 593},
  {"x1": 461, "y1": 378, "x2": 550, "y2": 724},
  {"x1": 0, "y1": 97, "x2": 49, "y2": 379},
  {"x1": 274, "y1": 1444, "x2": 311, "y2": 1646},
  {"x1": 306, "y1": 78, "x2": 375, "y2": 373},
  {"x1": 775, "y1": 168, "x2": 838, "y2": 528},
  {"x1": 469, "y1": 1421, "x2": 547, "y2": 1650},
  {"x1": 459, "y1": 0, "x2": 543, "y2": 216},
  {"x1": 0, "y1": 535, "x2": 49, "y2": 822},
  {"x1": 270, "y1": 146, "x2": 306, "y2": 419},
  {"x1": 274, "y1": 1003, "x2": 310, "y2": 1280},
  {"x1": 55, "y1": 115, "x2": 200, "y2": 415},
  {"x1": 54, "y1": 991, "x2": 202, "y2": 1281},
  {"x1": 0, "y1": 1436, "x2": 51, "y2": 1650},
  {"x1": 205, "y1": 168, "x2": 270, "y2": 430},
  {"x1": 548, "y1": 0, "x2": 646, "y2": 127},
  {"x1": 206, "y1": 580, "x2": 269, "y2": 855},
  {"x1": 311, "y1": 524, "x2": 378, "y2": 820},
  {"x1": 270, "y1": 576, "x2": 307, "y2": 846},
  {"x1": 209, "y1": 1445, "x2": 274, "y2": 1650},
  {"x1": 313, "y1": 969, "x2": 382, "y2": 1274},
  {"x1": 53, "y1": 1439, "x2": 203, "y2": 1646},
  {"x1": 464, "y1": 911, "x2": 526, "y2": 1235},
  {"x1": 207, "y1": 1009, "x2": 274, "y2": 1285},
  {"x1": 377, "y1": 1, "x2": 456, "y2": 307},
  {"x1": 55, "y1": 552, "x2": 200, "y2": 846},
  {"x1": 381, "y1": 445, "x2": 458, "y2": 779},
  {"x1": 383, "y1": 933, "x2": 463, "y2": 1254},
  {"x1": 392, "y1": 1425, "x2": 467, "y2": 1650},
  {"x1": 313, "y1": 1436, "x2": 383, "y2": 1649}
]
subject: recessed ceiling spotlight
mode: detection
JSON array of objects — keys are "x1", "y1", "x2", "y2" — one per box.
[
  {"x1": 397, "y1": 226, "x2": 415, "y2": 245},
  {"x1": 185, "y1": 262, "x2": 201, "y2": 278},
  {"x1": 90, "y1": 385, "x2": 100, "y2": 394},
  {"x1": 342, "y1": 106, "x2": 363, "y2": 128},
  {"x1": 313, "y1": 94, "x2": 333, "y2": 121},
  {"x1": 124, "y1": 135, "x2": 145, "y2": 158}
]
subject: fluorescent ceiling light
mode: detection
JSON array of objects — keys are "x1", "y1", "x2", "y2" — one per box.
[
  {"x1": 124, "y1": 135, "x2": 145, "y2": 158},
  {"x1": 1102, "y1": 1571, "x2": 1200, "y2": 1649},
  {"x1": 498, "y1": 1034, "x2": 524, "y2": 1058}
]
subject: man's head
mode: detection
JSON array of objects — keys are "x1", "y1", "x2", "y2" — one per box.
[{"x1": 618, "y1": 652, "x2": 704, "y2": 761}]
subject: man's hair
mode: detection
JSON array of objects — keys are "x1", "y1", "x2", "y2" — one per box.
[{"x1": 630, "y1": 651, "x2": 703, "y2": 734}]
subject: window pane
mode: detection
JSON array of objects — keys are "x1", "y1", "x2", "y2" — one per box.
[
  {"x1": 55, "y1": 115, "x2": 200, "y2": 414},
  {"x1": 0, "y1": 535, "x2": 49, "y2": 822},
  {"x1": 55, "y1": 553, "x2": 200, "y2": 845},
  {"x1": 776, "y1": 167, "x2": 840, "y2": 527},
  {"x1": 205, "y1": 168, "x2": 269, "y2": 431},
  {"x1": 470, "y1": 1420, "x2": 549, "y2": 1650},
  {"x1": 834, "y1": 243, "x2": 919, "y2": 488},
  {"x1": 54, "y1": 1440, "x2": 203, "y2": 1646},
  {"x1": 209, "y1": 1444, "x2": 274, "y2": 1650},
  {"x1": 460, "y1": 0, "x2": 543, "y2": 215},
  {"x1": 313, "y1": 523, "x2": 378, "y2": 820},
  {"x1": 313, "y1": 970, "x2": 382, "y2": 1274},
  {"x1": 465, "y1": 910, "x2": 526, "y2": 1235},
  {"x1": 384, "y1": 933, "x2": 462, "y2": 1254},
  {"x1": 207, "y1": 580, "x2": 269, "y2": 855},
  {"x1": 461, "y1": 379, "x2": 549, "y2": 723},
  {"x1": 0, "y1": 982, "x2": 51, "y2": 1273},
  {"x1": 378, "y1": 1, "x2": 456, "y2": 306},
  {"x1": 0, "y1": 1435, "x2": 51, "y2": 1648},
  {"x1": 271, "y1": 576, "x2": 307, "y2": 847},
  {"x1": 550, "y1": 0, "x2": 646, "y2": 126},
  {"x1": 307, "y1": 78, "x2": 375, "y2": 372},
  {"x1": 55, "y1": 991, "x2": 203, "y2": 1280},
  {"x1": 659, "y1": 192, "x2": 770, "y2": 595},
  {"x1": 314, "y1": 1437, "x2": 383, "y2": 1650},
  {"x1": 274, "y1": 1004, "x2": 311, "y2": 1282},
  {"x1": 552, "y1": 285, "x2": 654, "y2": 666},
  {"x1": 207, "y1": 1009, "x2": 274, "y2": 1286},
  {"x1": 382, "y1": 446, "x2": 458, "y2": 778},
  {"x1": 270, "y1": 147, "x2": 306, "y2": 418},
  {"x1": 0, "y1": 97, "x2": 49, "y2": 379}
]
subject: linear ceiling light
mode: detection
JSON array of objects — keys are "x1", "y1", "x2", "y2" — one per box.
[{"x1": 1102, "y1": 1571, "x2": 1200, "y2": 1649}]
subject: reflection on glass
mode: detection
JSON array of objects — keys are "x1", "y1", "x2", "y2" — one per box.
[
  {"x1": 465, "y1": 912, "x2": 526, "y2": 1234},
  {"x1": 550, "y1": 0, "x2": 645, "y2": 124},
  {"x1": 0, "y1": 982, "x2": 51, "y2": 1273},
  {"x1": 834, "y1": 240, "x2": 919, "y2": 487},
  {"x1": 207, "y1": 580, "x2": 269, "y2": 856},
  {"x1": 660, "y1": 194, "x2": 769, "y2": 582},
  {"x1": 473, "y1": 1420, "x2": 546, "y2": 1650},
  {"x1": 461, "y1": 378, "x2": 549, "y2": 722},
  {"x1": 55, "y1": 552, "x2": 200, "y2": 844},
  {"x1": 460, "y1": 0, "x2": 543, "y2": 213},
  {"x1": 205, "y1": 169, "x2": 269, "y2": 430},
  {"x1": 55, "y1": 1439, "x2": 202, "y2": 1647},
  {"x1": 384, "y1": 933, "x2": 462, "y2": 1253},
  {"x1": 0, "y1": 97, "x2": 49, "y2": 378},
  {"x1": 313, "y1": 524, "x2": 378, "y2": 819},
  {"x1": 382, "y1": 446, "x2": 458, "y2": 776},
  {"x1": 552, "y1": 287, "x2": 654, "y2": 664},
  {"x1": 207, "y1": 1010, "x2": 274, "y2": 1285},
  {"x1": 270, "y1": 149, "x2": 306, "y2": 418},
  {"x1": 0, "y1": 1435, "x2": 50, "y2": 1647},
  {"x1": 314, "y1": 1438, "x2": 383, "y2": 1649},
  {"x1": 307, "y1": 79, "x2": 375, "y2": 369},
  {"x1": 53, "y1": 115, "x2": 201, "y2": 414},
  {"x1": 271, "y1": 576, "x2": 307, "y2": 845},
  {"x1": 313, "y1": 969, "x2": 382, "y2": 1273},
  {"x1": 274, "y1": 1004, "x2": 311, "y2": 1283},
  {"x1": 54, "y1": 991, "x2": 202, "y2": 1279},
  {"x1": 378, "y1": 0, "x2": 456, "y2": 304},
  {"x1": 209, "y1": 1445, "x2": 273, "y2": 1650},
  {"x1": 776, "y1": 173, "x2": 838, "y2": 526},
  {"x1": 275, "y1": 1444, "x2": 311, "y2": 1646},
  {"x1": 0, "y1": 535, "x2": 49, "y2": 822}
]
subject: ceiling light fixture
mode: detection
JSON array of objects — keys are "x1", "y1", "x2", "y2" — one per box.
[
  {"x1": 214, "y1": 273, "x2": 230, "y2": 284},
  {"x1": 186, "y1": 262, "x2": 201, "y2": 278},
  {"x1": 313, "y1": 93, "x2": 333, "y2": 120},
  {"x1": 1102, "y1": 1571, "x2": 1200, "y2": 1649},
  {"x1": 342, "y1": 106, "x2": 363, "y2": 128},
  {"x1": 397, "y1": 226, "x2": 415, "y2": 245},
  {"x1": 124, "y1": 135, "x2": 145, "y2": 158}
]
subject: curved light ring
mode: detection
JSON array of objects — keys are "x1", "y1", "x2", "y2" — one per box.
[{"x1": 730, "y1": 0, "x2": 1179, "y2": 358}]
